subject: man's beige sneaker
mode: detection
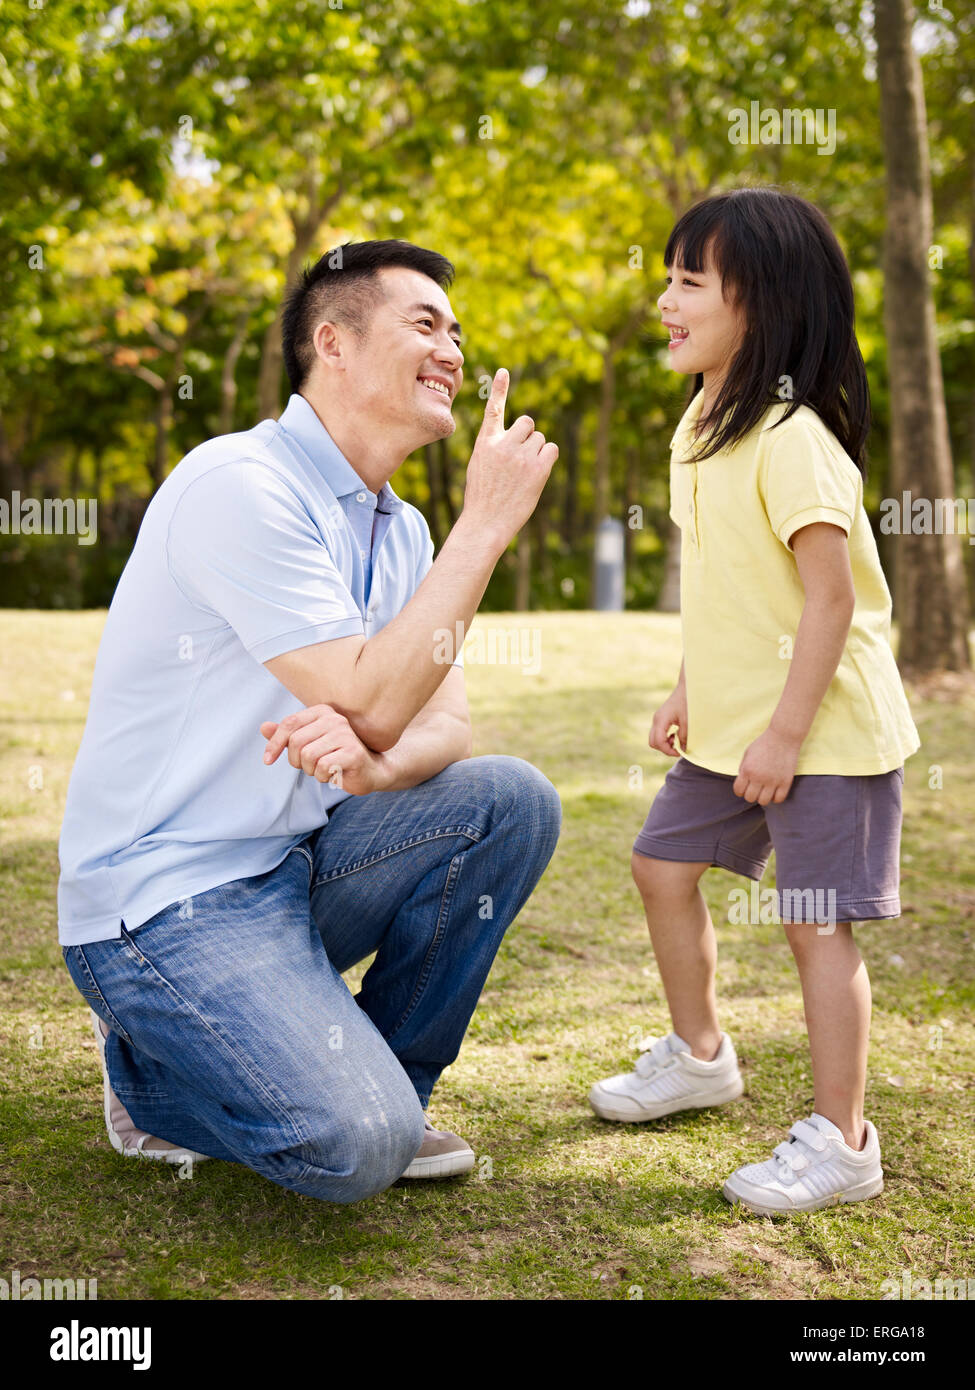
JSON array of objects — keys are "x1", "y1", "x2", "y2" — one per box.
[
  {"x1": 90, "y1": 1010, "x2": 210, "y2": 1165},
  {"x1": 400, "y1": 1116, "x2": 475, "y2": 1179},
  {"x1": 589, "y1": 1030, "x2": 744, "y2": 1122}
]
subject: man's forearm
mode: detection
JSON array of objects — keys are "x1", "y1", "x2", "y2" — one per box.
[
  {"x1": 374, "y1": 709, "x2": 473, "y2": 792},
  {"x1": 267, "y1": 513, "x2": 504, "y2": 754},
  {"x1": 350, "y1": 516, "x2": 504, "y2": 749}
]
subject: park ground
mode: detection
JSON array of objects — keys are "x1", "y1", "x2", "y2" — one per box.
[{"x1": 0, "y1": 610, "x2": 972, "y2": 1300}]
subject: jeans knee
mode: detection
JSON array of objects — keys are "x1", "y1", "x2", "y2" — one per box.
[
  {"x1": 487, "y1": 756, "x2": 562, "y2": 851},
  {"x1": 271, "y1": 1089, "x2": 426, "y2": 1205}
]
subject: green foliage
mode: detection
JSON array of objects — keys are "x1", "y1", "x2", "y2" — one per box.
[{"x1": 0, "y1": 1, "x2": 973, "y2": 608}]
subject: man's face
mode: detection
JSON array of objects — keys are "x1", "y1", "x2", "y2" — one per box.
[{"x1": 339, "y1": 266, "x2": 465, "y2": 450}]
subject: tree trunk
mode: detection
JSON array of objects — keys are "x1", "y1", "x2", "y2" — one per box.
[
  {"x1": 590, "y1": 350, "x2": 615, "y2": 604},
  {"x1": 593, "y1": 349, "x2": 614, "y2": 531},
  {"x1": 968, "y1": 104, "x2": 975, "y2": 608},
  {"x1": 514, "y1": 529, "x2": 531, "y2": 612},
  {"x1": 623, "y1": 441, "x2": 640, "y2": 577},
  {"x1": 874, "y1": 0, "x2": 970, "y2": 673},
  {"x1": 257, "y1": 180, "x2": 345, "y2": 420},
  {"x1": 152, "y1": 388, "x2": 173, "y2": 493},
  {"x1": 68, "y1": 443, "x2": 81, "y2": 498},
  {"x1": 423, "y1": 443, "x2": 444, "y2": 549},
  {"x1": 220, "y1": 311, "x2": 251, "y2": 435},
  {"x1": 658, "y1": 522, "x2": 682, "y2": 612},
  {"x1": 257, "y1": 254, "x2": 301, "y2": 421},
  {"x1": 560, "y1": 409, "x2": 580, "y2": 546},
  {"x1": 437, "y1": 437, "x2": 456, "y2": 529},
  {"x1": 531, "y1": 476, "x2": 553, "y2": 591},
  {"x1": 0, "y1": 413, "x2": 15, "y2": 500}
]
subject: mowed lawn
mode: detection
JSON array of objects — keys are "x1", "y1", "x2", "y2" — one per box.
[{"x1": 0, "y1": 609, "x2": 972, "y2": 1301}]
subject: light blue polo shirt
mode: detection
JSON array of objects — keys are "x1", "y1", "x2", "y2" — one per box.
[{"x1": 57, "y1": 394, "x2": 461, "y2": 947}]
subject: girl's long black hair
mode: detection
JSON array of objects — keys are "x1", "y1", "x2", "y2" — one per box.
[{"x1": 664, "y1": 186, "x2": 871, "y2": 478}]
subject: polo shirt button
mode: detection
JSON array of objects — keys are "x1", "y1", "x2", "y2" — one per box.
[{"x1": 356, "y1": 492, "x2": 367, "y2": 503}]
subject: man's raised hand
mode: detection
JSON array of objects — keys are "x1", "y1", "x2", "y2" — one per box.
[{"x1": 461, "y1": 368, "x2": 559, "y2": 549}]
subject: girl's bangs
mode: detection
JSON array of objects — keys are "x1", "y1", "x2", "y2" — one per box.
[{"x1": 663, "y1": 204, "x2": 728, "y2": 277}]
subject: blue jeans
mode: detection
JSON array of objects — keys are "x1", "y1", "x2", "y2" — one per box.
[{"x1": 62, "y1": 755, "x2": 561, "y2": 1204}]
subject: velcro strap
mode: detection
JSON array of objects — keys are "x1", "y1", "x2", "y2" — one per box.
[{"x1": 790, "y1": 1120, "x2": 827, "y2": 1151}]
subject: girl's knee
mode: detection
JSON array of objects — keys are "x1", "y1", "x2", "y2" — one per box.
[
  {"x1": 784, "y1": 919, "x2": 854, "y2": 956},
  {"x1": 631, "y1": 852, "x2": 705, "y2": 899}
]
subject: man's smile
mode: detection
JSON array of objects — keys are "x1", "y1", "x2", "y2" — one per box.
[{"x1": 417, "y1": 374, "x2": 453, "y2": 399}]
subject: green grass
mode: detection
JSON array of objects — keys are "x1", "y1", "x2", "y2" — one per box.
[{"x1": 1, "y1": 609, "x2": 973, "y2": 1300}]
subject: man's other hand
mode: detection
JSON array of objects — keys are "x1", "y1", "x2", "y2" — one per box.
[{"x1": 260, "y1": 704, "x2": 390, "y2": 795}]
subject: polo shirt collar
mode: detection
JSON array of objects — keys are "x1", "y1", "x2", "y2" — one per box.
[
  {"x1": 278, "y1": 393, "x2": 403, "y2": 512},
  {"x1": 669, "y1": 389, "x2": 707, "y2": 461}
]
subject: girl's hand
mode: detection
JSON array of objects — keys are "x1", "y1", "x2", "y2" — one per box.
[
  {"x1": 260, "y1": 705, "x2": 391, "y2": 796},
  {"x1": 733, "y1": 728, "x2": 800, "y2": 805},
  {"x1": 649, "y1": 685, "x2": 688, "y2": 758}
]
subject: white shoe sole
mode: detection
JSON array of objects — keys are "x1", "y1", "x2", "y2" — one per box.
[
  {"x1": 89, "y1": 1010, "x2": 209, "y2": 1165},
  {"x1": 722, "y1": 1172, "x2": 884, "y2": 1216},
  {"x1": 400, "y1": 1147, "x2": 476, "y2": 1179},
  {"x1": 589, "y1": 1073, "x2": 744, "y2": 1123}
]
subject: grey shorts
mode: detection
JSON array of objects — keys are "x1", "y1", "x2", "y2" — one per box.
[{"x1": 633, "y1": 756, "x2": 905, "y2": 924}]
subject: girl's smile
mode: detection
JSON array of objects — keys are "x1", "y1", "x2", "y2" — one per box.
[
  {"x1": 657, "y1": 254, "x2": 747, "y2": 410},
  {"x1": 664, "y1": 322, "x2": 690, "y2": 351}
]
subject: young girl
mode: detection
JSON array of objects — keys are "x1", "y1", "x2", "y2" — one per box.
[{"x1": 589, "y1": 187, "x2": 921, "y2": 1215}]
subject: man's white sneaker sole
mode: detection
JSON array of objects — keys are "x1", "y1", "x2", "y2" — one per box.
[
  {"x1": 401, "y1": 1147, "x2": 476, "y2": 1179},
  {"x1": 589, "y1": 1073, "x2": 744, "y2": 1123},
  {"x1": 90, "y1": 1010, "x2": 209, "y2": 1165}
]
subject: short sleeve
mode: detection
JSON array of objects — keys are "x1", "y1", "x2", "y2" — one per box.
[
  {"x1": 760, "y1": 417, "x2": 861, "y2": 550},
  {"x1": 166, "y1": 460, "x2": 364, "y2": 663},
  {"x1": 412, "y1": 512, "x2": 464, "y2": 670}
]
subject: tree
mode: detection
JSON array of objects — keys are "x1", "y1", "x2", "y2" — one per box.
[{"x1": 874, "y1": 0, "x2": 971, "y2": 673}]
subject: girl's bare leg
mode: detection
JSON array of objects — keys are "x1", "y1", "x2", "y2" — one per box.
[
  {"x1": 631, "y1": 853, "x2": 722, "y2": 1062},
  {"x1": 784, "y1": 921, "x2": 870, "y2": 1150}
]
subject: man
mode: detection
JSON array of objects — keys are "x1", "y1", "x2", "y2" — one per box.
[{"x1": 57, "y1": 239, "x2": 562, "y2": 1201}]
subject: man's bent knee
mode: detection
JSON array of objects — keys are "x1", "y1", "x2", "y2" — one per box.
[
  {"x1": 258, "y1": 1088, "x2": 426, "y2": 1205},
  {"x1": 478, "y1": 755, "x2": 562, "y2": 845}
]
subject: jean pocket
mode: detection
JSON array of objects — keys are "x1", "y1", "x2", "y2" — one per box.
[
  {"x1": 288, "y1": 843, "x2": 315, "y2": 889},
  {"x1": 62, "y1": 944, "x2": 135, "y2": 1045}
]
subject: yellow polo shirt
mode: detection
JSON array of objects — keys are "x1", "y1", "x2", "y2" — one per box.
[{"x1": 669, "y1": 391, "x2": 921, "y2": 776}]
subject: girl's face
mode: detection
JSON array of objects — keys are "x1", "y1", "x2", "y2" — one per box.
[{"x1": 657, "y1": 254, "x2": 747, "y2": 389}]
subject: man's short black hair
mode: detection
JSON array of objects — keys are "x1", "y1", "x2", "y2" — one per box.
[{"x1": 281, "y1": 239, "x2": 456, "y2": 393}]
